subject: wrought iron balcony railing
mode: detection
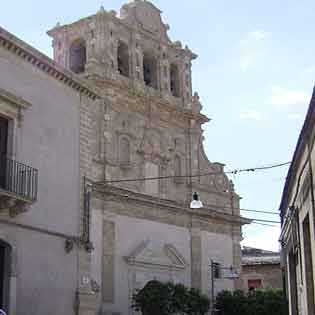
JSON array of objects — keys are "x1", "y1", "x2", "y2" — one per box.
[{"x1": 0, "y1": 156, "x2": 38, "y2": 202}]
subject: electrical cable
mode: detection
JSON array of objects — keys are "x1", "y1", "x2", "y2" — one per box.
[
  {"x1": 248, "y1": 218, "x2": 280, "y2": 224},
  {"x1": 93, "y1": 161, "x2": 291, "y2": 185},
  {"x1": 240, "y1": 208, "x2": 279, "y2": 215},
  {"x1": 250, "y1": 222, "x2": 280, "y2": 228}
]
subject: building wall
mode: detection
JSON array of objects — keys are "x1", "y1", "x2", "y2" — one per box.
[
  {"x1": 0, "y1": 40, "x2": 85, "y2": 315},
  {"x1": 280, "y1": 94, "x2": 315, "y2": 315},
  {"x1": 241, "y1": 264, "x2": 282, "y2": 291},
  {"x1": 90, "y1": 197, "x2": 238, "y2": 315},
  {"x1": 201, "y1": 231, "x2": 234, "y2": 295}
]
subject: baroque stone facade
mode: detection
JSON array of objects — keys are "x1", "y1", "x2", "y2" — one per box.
[
  {"x1": 0, "y1": 1, "x2": 249, "y2": 315},
  {"x1": 48, "y1": 1, "x2": 249, "y2": 314}
]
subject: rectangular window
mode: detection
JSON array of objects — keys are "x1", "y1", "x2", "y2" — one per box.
[{"x1": 248, "y1": 279, "x2": 262, "y2": 290}]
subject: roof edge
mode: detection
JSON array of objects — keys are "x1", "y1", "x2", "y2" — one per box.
[
  {"x1": 279, "y1": 85, "x2": 315, "y2": 219},
  {"x1": 0, "y1": 26, "x2": 100, "y2": 100}
]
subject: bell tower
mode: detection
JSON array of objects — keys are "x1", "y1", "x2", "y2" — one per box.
[{"x1": 47, "y1": 0, "x2": 197, "y2": 107}]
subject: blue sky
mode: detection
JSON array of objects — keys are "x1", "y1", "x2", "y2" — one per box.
[{"x1": 2, "y1": 0, "x2": 314, "y2": 251}]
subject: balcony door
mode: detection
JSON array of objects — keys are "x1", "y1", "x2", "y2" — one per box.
[{"x1": 0, "y1": 117, "x2": 8, "y2": 189}]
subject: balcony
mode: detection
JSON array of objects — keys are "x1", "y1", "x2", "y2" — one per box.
[{"x1": 0, "y1": 156, "x2": 38, "y2": 216}]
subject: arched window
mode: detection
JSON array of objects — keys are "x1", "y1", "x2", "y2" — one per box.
[
  {"x1": 69, "y1": 39, "x2": 86, "y2": 74},
  {"x1": 117, "y1": 41, "x2": 130, "y2": 77},
  {"x1": 170, "y1": 64, "x2": 180, "y2": 97},
  {"x1": 119, "y1": 137, "x2": 130, "y2": 164},
  {"x1": 143, "y1": 52, "x2": 158, "y2": 89}
]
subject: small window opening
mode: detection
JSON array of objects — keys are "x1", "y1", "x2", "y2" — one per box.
[
  {"x1": 143, "y1": 52, "x2": 158, "y2": 89},
  {"x1": 69, "y1": 39, "x2": 86, "y2": 74},
  {"x1": 136, "y1": 53, "x2": 140, "y2": 67},
  {"x1": 170, "y1": 64, "x2": 180, "y2": 97}
]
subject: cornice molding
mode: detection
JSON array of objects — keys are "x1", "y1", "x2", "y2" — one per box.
[
  {"x1": 0, "y1": 88, "x2": 32, "y2": 109},
  {"x1": 0, "y1": 27, "x2": 100, "y2": 101},
  {"x1": 93, "y1": 184, "x2": 251, "y2": 226}
]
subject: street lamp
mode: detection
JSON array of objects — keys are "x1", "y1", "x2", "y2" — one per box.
[{"x1": 190, "y1": 192, "x2": 203, "y2": 209}]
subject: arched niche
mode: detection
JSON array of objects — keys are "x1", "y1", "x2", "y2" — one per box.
[
  {"x1": 69, "y1": 39, "x2": 86, "y2": 74},
  {"x1": 170, "y1": 63, "x2": 180, "y2": 97},
  {"x1": 143, "y1": 52, "x2": 158, "y2": 89},
  {"x1": 117, "y1": 41, "x2": 130, "y2": 77}
]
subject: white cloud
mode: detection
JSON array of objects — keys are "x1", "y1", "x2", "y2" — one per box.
[
  {"x1": 242, "y1": 226, "x2": 281, "y2": 252},
  {"x1": 304, "y1": 66, "x2": 315, "y2": 74},
  {"x1": 270, "y1": 86, "x2": 310, "y2": 108},
  {"x1": 239, "y1": 29, "x2": 268, "y2": 71},
  {"x1": 240, "y1": 110, "x2": 264, "y2": 121},
  {"x1": 288, "y1": 113, "x2": 303, "y2": 121},
  {"x1": 249, "y1": 30, "x2": 268, "y2": 40}
]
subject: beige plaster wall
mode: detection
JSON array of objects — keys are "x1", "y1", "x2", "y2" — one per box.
[{"x1": 0, "y1": 44, "x2": 82, "y2": 315}]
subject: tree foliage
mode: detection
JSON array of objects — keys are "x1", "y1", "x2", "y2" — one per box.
[
  {"x1": 215, "y1": 289, "x2": 288, "y2": 315},
  {"x1": 132, "y1": 280, "x2": 210, "y2": 315}
]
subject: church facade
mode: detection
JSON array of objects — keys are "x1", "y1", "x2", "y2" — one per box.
[
  {"x1": 0, "y1": 1, "x2": 249, "y2": 315},
  {"x1": 47, "y1": 2, "x2": 249, "y2": 314}
]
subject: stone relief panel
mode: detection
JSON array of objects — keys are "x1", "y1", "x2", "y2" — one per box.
[{"x1": 124, "y1": 239, "x2": 187, "y2": 315}]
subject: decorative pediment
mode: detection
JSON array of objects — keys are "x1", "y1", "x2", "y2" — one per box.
[
  {"x1": 120, "y1": 1, "x2": 170, "y2": 41},
  {"x1": 124, "y1": 240, "x2": 186, "y2": 270},
  {"x1": 0, "y1": 88, "x2": 31, "y2": 127}
]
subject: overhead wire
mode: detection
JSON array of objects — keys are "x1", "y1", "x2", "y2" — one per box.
[
  {"x1": 249, "y1": 222, "x2": 280, "y2": 228},
  {"x1": 247, "y1": 218, "x2": 280, "y2": 224},
  {"x1": 93, "y1": 161, "x2": 291, "y2": 185},
  {"x1": 90, "y1": 161, "x2": 289, "y2": 227}
]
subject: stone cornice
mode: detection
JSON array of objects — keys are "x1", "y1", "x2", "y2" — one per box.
[
  {"x1": 0, "y1": 27, "x2": 100, "y2": 101},
  {"x1": 0, "y1": 88, "x2": 32, "y2": 109},
  {"x1": 93, "y1": 184, "x2": 251, "y2": 226}
]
